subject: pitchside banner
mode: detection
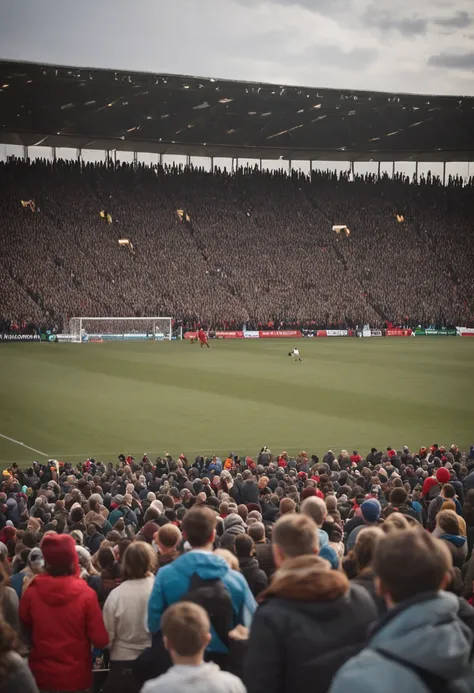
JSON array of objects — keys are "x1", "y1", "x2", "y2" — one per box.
[
  {"x1": 316, "y1": 330, "x2": 353, "y2": 337},
  {"x1": 259, "y1": 330, "x2": 302, "y2": 338},
  {"x1": 386, "y1": 329, "x2": 413, "y2": 337},
  {"x1": 456, "y1": 327, "x2": 474, "y2": 336},
  {"x1": 0, "y1": 333, "x2": 41, "y2": 342},
  {"x1": 414, "y1": 328, "x2": 456, "y2": 336}
]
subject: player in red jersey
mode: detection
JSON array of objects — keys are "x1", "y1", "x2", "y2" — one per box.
[{"x1": 198, "y1": 328, "x2": 209, "y2": 348}]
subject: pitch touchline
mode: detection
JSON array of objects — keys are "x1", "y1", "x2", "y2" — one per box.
[{"x1": 0, "y1": 433, "x2": 50, "y2": 458}]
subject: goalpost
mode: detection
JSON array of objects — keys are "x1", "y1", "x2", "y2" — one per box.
[{"x1": 68, "y1": 317, "x2": 173, "y2": 342}]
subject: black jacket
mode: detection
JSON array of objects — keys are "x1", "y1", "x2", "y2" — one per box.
[
  {"x1": 351, "y1": 569, "x2": 386, "y2": 615},
  {"x1": 241, "y1": 480, "x2": 260, "y2": 505},
  {"x1": 238, "y1": 556, "x2": 268, "y2": 597},
  {"x1": 243, "y1": 555, "x2": 378, "y2": 693},
  {"x1": 254, "y1": 542, "x2": 276, "y2": 579}
]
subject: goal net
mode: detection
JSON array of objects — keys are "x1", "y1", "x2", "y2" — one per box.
[{"x1": 68, "y1": 317, "x2": 173, "y2": 342}]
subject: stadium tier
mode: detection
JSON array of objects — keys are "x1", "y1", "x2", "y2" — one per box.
[{"x1": 1, "y1": 158, "x2": 473, "y2": 332}]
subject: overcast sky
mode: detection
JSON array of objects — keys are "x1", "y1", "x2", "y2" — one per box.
[{"x1": 1, "y1": 0, "x2": 473, "y2": 96}]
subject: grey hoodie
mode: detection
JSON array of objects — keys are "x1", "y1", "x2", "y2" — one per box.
[
  {"x1": 330, "y1": 591, "x2": 474, "y2": 693},
  {"x1": 141, "y1": 663, "x2": 246, "y2": 693}
]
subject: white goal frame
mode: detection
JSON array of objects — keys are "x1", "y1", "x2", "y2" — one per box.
[{"x1": 68, "y1": 317, "x2": 173, "y2": 342}]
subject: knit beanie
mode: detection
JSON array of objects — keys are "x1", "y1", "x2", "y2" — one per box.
[
  {"x1": 360, "y1": 499, "x2": 381, "y2": 524},
  {"x1": 436, "y1": 467, "x2": 451, "y2": 484},
  {"x1": 142, "y1": 521, "x2": 160, "y2": 542},
  {"x1": 42, "y1": 534, "x2": 78, "y2": 574}
]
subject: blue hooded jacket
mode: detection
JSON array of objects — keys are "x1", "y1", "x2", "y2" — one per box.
[
  {"x1": 148, "y1": 550, "x2": 257, "y2": 653},
  {"x1": 330, "y1": 591, "x2": 474, "y2": 693}
]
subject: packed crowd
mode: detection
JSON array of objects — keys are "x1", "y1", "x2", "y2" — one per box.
[
  {"x1": 2, "y1": 443, "x2": 474, "y2": 693},
  {"x1": 1, "y1": 158, "x2": 473, "y2": 333}
]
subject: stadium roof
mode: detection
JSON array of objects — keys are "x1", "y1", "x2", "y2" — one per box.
[{"x1": 1, "y1": 59, "x2": 473, "y2": 163}]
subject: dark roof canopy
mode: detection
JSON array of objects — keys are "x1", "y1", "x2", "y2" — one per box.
[{"x1": 1, "y1": 59, "x2": 473, "y2": 162}]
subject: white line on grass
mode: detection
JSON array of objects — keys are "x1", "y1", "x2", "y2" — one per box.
[{"x1": 0, "y1": 433, "x2": 50, "y2": 458}]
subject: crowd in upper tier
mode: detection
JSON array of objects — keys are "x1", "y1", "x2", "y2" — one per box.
[
  {"x1": 1, "y1": 158, "x2": 473, "y2": 334},
  {"x1": 2, "y1": 443, "x2": 474, "y2": 693}
]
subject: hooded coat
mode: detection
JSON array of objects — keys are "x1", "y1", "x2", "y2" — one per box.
[
  {"x1": 329, "y1": 591, "x2": 474, "y2": 693},
  {"x1": 243, "y1": 554, "x2": 377, "y2": 693},
  {"x1": 19, "y1": 571, "x2": 109, "y2": 691}
]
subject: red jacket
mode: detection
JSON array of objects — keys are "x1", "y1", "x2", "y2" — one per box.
[{"x1": 19, "y1": 573, "x2": 108, "y2": 692}]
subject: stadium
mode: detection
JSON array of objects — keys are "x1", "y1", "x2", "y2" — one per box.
[{"x1": 2, "y1": 44, "x2": 474, "y2": 693}]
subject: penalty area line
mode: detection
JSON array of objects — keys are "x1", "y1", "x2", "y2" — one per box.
[{"x1": 0, "y1": 433, "x2": 50, "y2": 458}]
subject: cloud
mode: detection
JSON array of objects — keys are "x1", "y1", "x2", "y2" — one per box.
[
  {"x1": 234, "y1": 0, "x2": 353, "y2": 15},
  {"x1": 428, "y1": 51, "x2": 474, "y2": 70},
  {"x1": 433, "y1": 11, "x2": 473, "y2": 29},
  {"x1": 364, "y1": 8, "x2": 428, "y2": 36}
]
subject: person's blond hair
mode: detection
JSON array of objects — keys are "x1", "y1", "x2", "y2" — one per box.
[
  {"x1": 273, "y1": 514, "x2": 319, "y2": 558},
  {"x1": 162, "y1": 602, "x2": 210, "y2": 656},
  {"x1": 214, "y1": 548, "x2": 239, "y2": 570},
  {"x1": 383, "y1": 512, "x2": 411, "y2": 533},
  {"x1": 157, "y1": 524, "x2": 182, "y2": 549}
]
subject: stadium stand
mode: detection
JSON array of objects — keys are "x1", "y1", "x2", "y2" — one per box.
[{"x1": 1, "y1": 158, "x2": 474, "y2": 332}]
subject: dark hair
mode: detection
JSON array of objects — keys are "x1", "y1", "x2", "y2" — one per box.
[
  {"x1": 122, "y1": 542, "x2": 157, "y2": 579},
  {"x1": 443, "y1": 484, "x2": 455, "y2": 499},
  {"x1": 389, "y1": 488, "x2": 408, "y2": 506},
  {"x1": 234, "y1": 534, "x2": 254, "y2": 558},
  {"x1": 0, "y1": 613, "x2": 19, "y2": 681},
  {"x1": 182, "y1": 507, "x2": 216, "y2": 548},
  {"x1": 373, "y1": 529, "x2": 451, "y2": 603}
]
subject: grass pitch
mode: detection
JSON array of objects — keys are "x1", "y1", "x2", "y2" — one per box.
[{"x1": 0, "y1": 338, "x2": 473, "y2": 467}]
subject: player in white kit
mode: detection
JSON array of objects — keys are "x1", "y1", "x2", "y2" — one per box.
[{"x1": 289, "y1": 348, "x2": 302, "y2": 362}]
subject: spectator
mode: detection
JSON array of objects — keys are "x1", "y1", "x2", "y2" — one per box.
[
  {"x1": 243, "y1": 514, "x2": 377, "y2": 693},
  {"x1": 147, "y1": 507, "x2": 256, "y2": 674},
  {"x1": 141, "y1": 602, "x2": 245, "y2": 693},
  {"x1": 102, "y1": 542, "x2": 157, "y2": 693},
  {"x1": 234, "y1": 534, "x2": 268, "y2": 597},
  {"x1": 330, "y1": 529, "x2": 474, "y2": 693},
  {"x1": 0, "y1": 613, "x2": 39, "y2": 693},
  {"x1": 434, "y1": 510, "x2": 467, "y2": 568},
  {"x1": 247, "y1": 522, "x2": 275, "y2": 580},
  {"x1": 346, "y1": 500, "x2": 382, "y2": 551},
  {"x1": 351, "y1": 527, "x2": 386, "y2": 614},
  {"x1": 0, "y1": 559, "x2": 20, "y2": 633},
  {"x1": 19, "y1": 533, "x2": 109, "y2": 693},
  {"x1": 155, "y1": 524, "x2": 182, "y2": 569},
  {"x1": 300, "y1": 496, "x2": 329, "y2": 548}
]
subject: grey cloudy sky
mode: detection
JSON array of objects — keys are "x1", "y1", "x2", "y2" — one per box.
[{"x1": 1, "y1": 0, "x2": 473, "y2": 96}]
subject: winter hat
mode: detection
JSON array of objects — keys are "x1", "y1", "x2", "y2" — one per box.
[
  {"x1": 301, "y1": 487, "x2": 317, "y2": 500},
  {"x1": 224, "y1": 514, "x2": 246, "y2": 530},
  {"x1": 41, "y1": 534, "x2": 79, "y2": 573},
  {"x1": 27, "y1": 547, "x2": 44, "y2": 566},
  {"x1": 361, "y1": 499, "x2": 381, "y2": 524},
  {"x1": 436, "y1": 468, "x2": 451, "y2": 484},
  {"x1": 142, "y1": 521, "x2": 160, "y2": 542}
]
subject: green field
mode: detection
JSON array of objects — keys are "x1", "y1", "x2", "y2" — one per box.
[{"x1": 0, "y1": 339, "x2": 473, "y2": 467}]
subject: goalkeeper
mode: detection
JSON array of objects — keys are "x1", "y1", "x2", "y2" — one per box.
[{"x1": 288, "y1": 348, "x2": 302, "y2": 362}]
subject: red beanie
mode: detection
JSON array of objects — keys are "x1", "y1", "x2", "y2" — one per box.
[
  {"x1": 41, "y1": 534, "x2": 78, "y2": 573},
  {"x1": 436, "y1": 467, "x2": 451, "y2": 484}
]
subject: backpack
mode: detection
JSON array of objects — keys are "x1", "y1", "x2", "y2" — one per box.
[
  {"x1": 376, "y1": 649, "x2": 453, "y2": 693},
  {"x1": 180, "y1": 572, "x2": 234, "y2": 648}
]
